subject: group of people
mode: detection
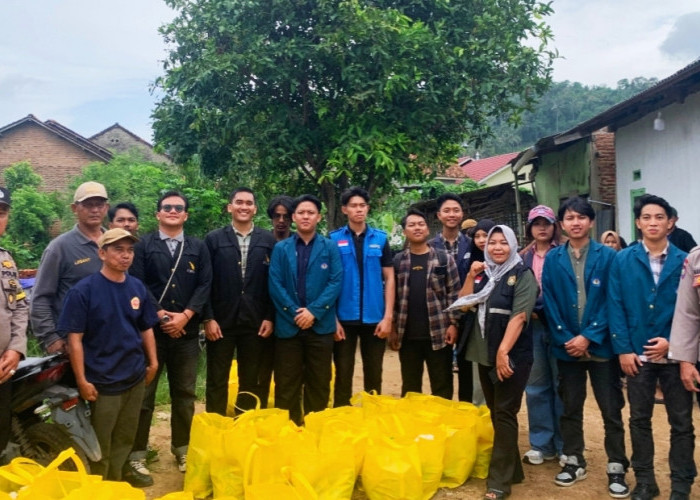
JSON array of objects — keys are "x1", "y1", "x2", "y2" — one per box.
[{"x1": 0, "y1": 180, "x2": 699, "y2": 500}]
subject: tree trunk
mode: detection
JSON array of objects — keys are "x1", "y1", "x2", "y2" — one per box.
[{"x1": 320, "y1": 180, "x2": 344, "y2": 231}]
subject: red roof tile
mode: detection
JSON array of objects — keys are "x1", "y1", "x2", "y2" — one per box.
[{"x1": 459, "y1": 152, "x2": 519, "y2": 182}]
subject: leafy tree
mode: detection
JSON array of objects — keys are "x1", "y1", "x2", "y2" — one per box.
[
  {"x1": 0, "y1": 162, "x2": 61, "y2": 268},
  {"x1": 153, "y1": 0, "x2": 555, "y2": 229},
  {"x1": 70, "y1": 153, "x2": 229, "y2": 238}
]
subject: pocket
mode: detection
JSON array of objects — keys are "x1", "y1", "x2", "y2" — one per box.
[{"x1": 1, "y1": 278, "x2": 18, "y2": 310}]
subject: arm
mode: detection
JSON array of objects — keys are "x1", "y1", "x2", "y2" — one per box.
[
  {"x1": 0, "y1": 286, "x2": 29, "y2": 384},
  {"x1": 374, "y1": 266, "x2": 395, "y2": 339},
  {"x1": 30, "y1": 243, "x2": 63, "y2": 352},
  {"x1": 578, "y1": 250, "x2": 614, "y2": 347},
  {"x1": 140, "y1": 328, "x2": 159, "y2": 385},
  {"x1": 542, "y1": 253, "x2": 574, "y2": 347},
  {"x1": 445, "y1": 254, "x2": 461, "y2": 344},
  {"x1": 67, "y1": 333, "x2": 98, "y2": 401},
  {"x1": 268, "y1": 244, "x2": 300, "y2": 324},
  {"x1": 607, "y1": 255, "x2": 641, "y2": 375},
  {"x1": 459, "y1": 261, "x2": 485, "y2": 297}
]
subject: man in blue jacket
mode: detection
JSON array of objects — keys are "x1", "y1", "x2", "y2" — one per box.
[
  {"x1": 609, "y1": 194, "x2": 695, "y2": 500},
  {"x1": 268, "y1": 194, "x2": 342, "y2": 424},
  {"x1": 542, "y1": 197, "x2": 629, "y2": 498},
  {"x1": 330, "y1": 187, "x2": 394, "y2": 407}
]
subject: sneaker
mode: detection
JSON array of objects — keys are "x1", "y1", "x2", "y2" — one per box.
[
  {"x1": 607, "y1": 462, "x2": 630, "y2": 498},
  {"x1": 523, "y1": 449, "x2": 557, "y2": 465},
  {"x1": 630, "y1": 482, "x2": 660, "y2": 500},
  {"x1": 176, "y1": 453, "x2": 187, "y2": 473},
  {"x1": 554, "y1": 456, "x2": 587, "y2": 487},
  {"x1": 123, "y1": 460, "x2": 154, "y2": 488}
]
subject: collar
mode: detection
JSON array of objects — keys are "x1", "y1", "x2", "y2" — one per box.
[
  {"x1": 159, "y1": 230, "x2": 184, "y2": 242},
  {"x1": 642, "y1": 241, "x2": 669, "y2": 257},
  {"x1": 232, "y1": 222, "x2": 254, "y2": 237}
]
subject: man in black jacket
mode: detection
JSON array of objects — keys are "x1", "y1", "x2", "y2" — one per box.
[
  {"x1": 125, "y1": 190, "x2": 212, "y2": 483},
  {"x1": 204, "y1": 188, "x2": 276, "y2": 414}
]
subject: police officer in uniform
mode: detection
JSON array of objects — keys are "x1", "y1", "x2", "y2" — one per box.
[{"x1": 0, "y1": 187, "x2": 29, "y2": 462}]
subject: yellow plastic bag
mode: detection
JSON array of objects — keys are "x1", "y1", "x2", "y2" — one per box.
[
  {"x1": 0, "y1": 457, "x2": 44, "y2": 493},
  {"x1": 305, "y1": 406, "x2": 367, "y2": 476},
  {"x1": 361, "y1": 435, "x2": 422, "y2": 500},
  {"x1": 64, "y1": 480, "x2": 145, "y2": 499},
  {"x1": 8, "y1": 448, "x2": 101, "y2": 500},
  {"x1": 227, "y1": 361, "x2": 276, "y2": 415},
  {"x1": 154, "y1": 493, "x2": 195, "y2": 500},
  {"x1": 350, "y1": 391, "x2": 400, "y2": 417},
  {"x1": 244, "y1": 439, "x2": 317, "y2": 500},
  {"x1": 184, "y1": 412, "x2": 236, "y2": 499},
  {"x1": 472, "y1": 406, "x2": 495, "y2": 480}
]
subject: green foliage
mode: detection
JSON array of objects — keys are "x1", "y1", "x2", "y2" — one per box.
[
  {"x1": 0, "y1": 163, "x2": 61, "y2": 268},
  {"x1": 153, "y1": 0, "x2": 555, "y2": 229},
  {"x1": 473, "y1": 77, "x2": 659, "y2": 156},
  {"x1": 70, "y1": 153, "x2": 229, "y2": 238}
]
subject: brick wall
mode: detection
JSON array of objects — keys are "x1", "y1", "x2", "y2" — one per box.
[
  {"x1": 0, "y1": 122, "x2": 105, "y2": 192},
  {"x1": 593, "y1": 130, "x2": 616, "y2": 205}
]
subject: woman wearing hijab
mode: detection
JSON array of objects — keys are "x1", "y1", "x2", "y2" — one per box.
[
  {"x1": 600, "y1": 230, "x2": 626, "y2": 251},
  {"x1": 451, "y1": 225, "x2": 538, "y2": 500}
]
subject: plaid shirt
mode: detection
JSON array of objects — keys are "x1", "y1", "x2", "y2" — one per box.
[
  {"x1": 393, "y1": 247, "x2": 460, "y2": 350},
  {"x1": 643, "y1": 241, "x2": 668, "y2": 285},
  {"x1": 233, "y1": 223, "x2": 254, "y2": 280}
]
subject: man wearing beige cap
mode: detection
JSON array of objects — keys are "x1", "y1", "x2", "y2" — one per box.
[
  {"x1": 31, "y1": 181, "x2": 109, "y2": 353},
  {"x1": 0, "y1": 187, "x2": 29, "y2": 464},
  {"x1": 58, "y1": 228, "x2": 158, "y2": 484}
]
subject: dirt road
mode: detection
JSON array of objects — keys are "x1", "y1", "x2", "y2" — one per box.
[{"x1": 143, "y1": 349, "x2": 700, "y2": 499}]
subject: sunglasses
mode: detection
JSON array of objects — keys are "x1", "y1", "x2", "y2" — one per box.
[{"x1": 161, "y1": 204, "x2": 186, "y2": 213}]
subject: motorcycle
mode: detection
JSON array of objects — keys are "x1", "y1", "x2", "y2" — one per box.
[{"x1": 4, "y1": 354, "x2": 101, "y2": 471}]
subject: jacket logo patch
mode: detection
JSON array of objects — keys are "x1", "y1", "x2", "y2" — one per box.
[
  {"x1": 592, "y1": 278, "x2": 601, "y2": 287},
  {"x1": 507, "y1": 275, "x2": 516, "y2": 286},
  {"x1": 1, "y1": 261, "x2": 12, "y2": 268},
  {"x1": 321, "y1": 263, "x2": 328, "y2": 269},
  {"x1": 74, "y1": 257, "x2": 91, "y2": 265},
  {"x1": 337, "y1": 240, "x2": 349, "y2": 247},
  {"x1": 131, "y1": 297, "x2": 141, "y2": 310},
  {"x1": 369, "y1": 244, "x2": 381, "y2": 249}
]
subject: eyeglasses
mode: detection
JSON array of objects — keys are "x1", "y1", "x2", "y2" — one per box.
[
  {"x1": 161, "y1": 204, "x2": 186, "y2": 213},
  {"x1": 79, "y1": 199, "x2": 107, "y2": 209}
]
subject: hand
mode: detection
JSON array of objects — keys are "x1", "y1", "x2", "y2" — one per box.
[
  {"x1": 46, "y1": 339, "x2": 66, "y2": 354},
  {"x1": 161, "y1": 311, "x2": 188, "y2": 338},
  {"x1": 77, "y1": 380, "x2": 98, "y2": 401},
  {"x1": 387, "y1": 329, "x2": 400, "y2": 351},
  {"x1": 258, "y1": 320, "x2": 274, "y2": 338},
  {"x1": 145, "y1": 363, "x2": 159, "y2": 385},
  {"x1": 496, "y1": 350, "x2": 514, "y2": 381},
  {"x1": 468, "y1": 261, "x2": 486, "y2": 278},
  {"x1": 204, "y1": 319, "x2": 223, "y2": 341},
  {"x1": 334, "y1": 320, "x2": 345, "y2": 342},
  {"x1": 0, "y1": 349, "x2": 21, "y2": 384},
  {"x1": 565, "y1": 335, "x2": 590, "y2": 358},
  {"x1": 680, "y1": 362, "x2": 700, "y2": 392},
  {"x1": 445, "y1": 325, "x2": 458, "y2": 345},
  {"x1": 294, "y1": 308, "x2": 315, "y2": 330},
  {"x1": 619, "y1": 353, "x2": 642, "y2": 377},
  {"x1": 374, "y1": 317, "x2": 392, "y2": 340},
  {"x1": 643, "y1": 337, "x2": 669, "y2": 361}
]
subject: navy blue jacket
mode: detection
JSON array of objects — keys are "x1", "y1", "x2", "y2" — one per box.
[
  {"x1": 608, "y1": 243, "x2": 686, "y2": 355},
  {"x1": 430, "y1": 232, "x2": 471, "y2": 285},
  {"x1": 542, "y1": 240, "x2": 616, "y2": 361}
]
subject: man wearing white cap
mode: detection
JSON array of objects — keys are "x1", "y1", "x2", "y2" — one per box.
[
  {"x1": 30, "y1": 181, "x2": 109, "y2": 353},
  {"x1": 0, "y1": 187, "x2": 29, "y2": 463},
  {"x1": 58, "y1": 228, "x2": 158, "y2": 483}
]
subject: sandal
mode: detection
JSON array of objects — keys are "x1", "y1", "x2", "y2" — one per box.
[{"x1": 484, "y1": 489, "x2": 508, "y2": 500}]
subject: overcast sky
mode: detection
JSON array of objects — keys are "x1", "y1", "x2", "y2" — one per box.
[{"x1": 1, "y1": 0, "x2": 698, "y2": 143}]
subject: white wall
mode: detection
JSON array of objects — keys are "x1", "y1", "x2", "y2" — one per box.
[{"x1": 615, "y1": 91, "x2": 700, "y2": 244}]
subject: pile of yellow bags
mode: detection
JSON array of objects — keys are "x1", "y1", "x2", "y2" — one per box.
[
  {"x1": 185, "y1": 391, "x2": 494, "y2": 500},
  {"x1": 0, "y1": 448, "x2": 145, "y2": 500}
]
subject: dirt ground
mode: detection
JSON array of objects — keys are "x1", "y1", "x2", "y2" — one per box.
[{"x1": 142, "y1": 349, "x2": 700, "y2": 499}]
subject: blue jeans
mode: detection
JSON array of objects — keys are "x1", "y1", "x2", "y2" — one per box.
[
  {"x1": 524, "y1": 318, "x2": 563, "y2": 455},
  {"x1": 626, "y1": 362, "x2": 696, "y2": 493},
  {"x1": 557, "y1": 358, "x2": 628, "y2": 469},
  {"x1": 132, "y1": 333, "x2": 200, "y2": 458}
]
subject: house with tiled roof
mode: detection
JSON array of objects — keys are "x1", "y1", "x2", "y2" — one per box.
[
  {"x1": 0, "y1": 114, "x2": 113, "y2": 191},
  {"x1": 91, "y1": 123, "x2": 171, "y2": 164}
]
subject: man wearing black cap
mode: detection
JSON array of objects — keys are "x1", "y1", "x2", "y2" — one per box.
[
  {"x1": 0, "y1": 187, "x2": 29, "y2": 463},
  {"x1": 58, "y1": 228, "x2": 158, "y2": 484},
  {"x1": 31, "y1": 181, "x2": 109, "y2": 354}
]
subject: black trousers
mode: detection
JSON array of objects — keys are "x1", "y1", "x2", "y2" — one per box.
[
  {"x1": 333, "y1": 323, "x2": 386, "y2": 407},
  {"x1": 205, "y1": 328, "x2": 275, "y2": 415},
  {"x1": 398, "y1": 339, "x2": 453, "y2": 400},
  {"x1": 0, "y1": 380, "x2": 11, "y2": 455},
  {"x1": 626, "y1": 362, "x2": 696, "y2": 493},
  {"x1": 557, "y1": 359, "x2": 629, "y2": 469},
  {"x1": 478, "y1": 361, "x2": 532, "y2": 495},
  {"x1": 274, "y1": 330, "x2": 334, "y2": 425}
]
